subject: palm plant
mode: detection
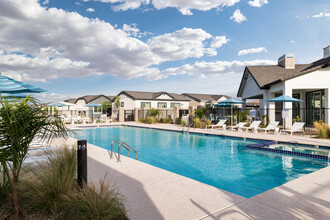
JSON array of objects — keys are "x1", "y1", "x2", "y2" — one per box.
[
  {"x1": 114, "y1": 96, "x2": 121, "y2": 109},
  {"x1": 0, "y1": 97, "x2": 70, "y2": 217}
]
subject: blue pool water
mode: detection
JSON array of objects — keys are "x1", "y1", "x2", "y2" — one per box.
[{"x1": 74, "y1": 126, "x2": 329, "y2": 198}]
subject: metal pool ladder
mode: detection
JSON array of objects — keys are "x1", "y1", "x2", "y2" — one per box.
[{"x1": 110, "y1": 140, "x2": 138, "y2": 162}]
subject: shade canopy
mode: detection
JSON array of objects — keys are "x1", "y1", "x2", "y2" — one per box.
[
  {"x1": 268, "y1": 95, "x2": 303, "y2": 103},
  {"x1": 2, "y1": 93, "x2": 28, "y2": 98},
  {"x1": 217, "y1": 98, "x2": 245, "y2": 105},
  {"x1": 214, "y1": 102, "x2": 231, "y2": 107},
  {"x1": 86, "y1": 103, "x2": 102, "y2": 107},
  {"x1": 48, "y1": 102, "x2": 67, "y2": 107},
  {"x1": 0, "y1": 75, "x2": 46, "y2": 94}
]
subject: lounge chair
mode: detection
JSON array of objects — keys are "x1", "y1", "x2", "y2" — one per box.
[
  {"x1": 281, "y1": 122, "x2": 305, "y2": 136},
  {"x1": 258, "y1": 121, "x2": 280, "y2": 134},
  {"x1": 242, "y1": 121, "x2": 262, "y2": 133},
  {"x1": 228, "y1": 122, "x2": 247, "y2": 132},
  {"x1": 208, "y1": 119, "x2": 227, "y2": 130}
]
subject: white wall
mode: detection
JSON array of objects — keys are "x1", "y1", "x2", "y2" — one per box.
[
  {"x1": 241, "y1": 72, "x2": 263, "y2": 100},
  {"x1": 155, "y1": 94, "x2": 172, "y2": 99}
]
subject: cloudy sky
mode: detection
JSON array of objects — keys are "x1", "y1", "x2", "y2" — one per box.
[{"x1": 0, "y1": 0, "x2": 329, "y2": 102}]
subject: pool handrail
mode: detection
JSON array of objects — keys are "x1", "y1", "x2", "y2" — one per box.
[{"x1": 110, "y1": 140, "x2": 138, "y2": 162}]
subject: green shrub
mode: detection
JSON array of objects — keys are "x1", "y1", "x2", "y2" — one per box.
[
  {"x1": 138, "y1": 118, "x2": 145, "y2": 123},
  {"x1": 19, "y1": 147, "x2": 77, "y2": 215},
  {"x1": 293, "y1": 116, "x2": 301, "y2": 122},
  {"x1": 180, "y1": 119, "x2": 186, "y2": 127},
  {"x1": 63, "y1": 181, "x2": 127, "y2": 220},
  {"x1": 205, "y1": 119, "x2": 211, "y2": 128},
  {"x1": 146, "y1": 116, "x2": 154, "y2": 124},
  {"x1": 193, "y1": 117, "x2": 201, "y2": 128},
  {"x1": 194, "y1": 108, "x2": 205, "y2": 119},
  {"x1": 314, "y1": 121, "x2": 330, "y2": 139},
  {"x1": 147, "y1": 108, "x2": 160, "y2": 117},
  {"x1": 160, "y1": 117, "x2": 171, "y2": 123}
]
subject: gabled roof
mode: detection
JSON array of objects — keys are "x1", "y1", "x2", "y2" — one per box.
[
  {"x1": 106, "y1": 96, "x2": 115, "y2": 101},
  {"x1": 64, "y1": 98, "x2": 77, "y2": 104},
  {"x1": 237, "y1": 56, "x2": 330, "y2": 97},
  {"x1": 182, "y1": 93, "x2": 231, "y2": 102},
  {"x1": 74, "y1": 95, "x2": 112, "y2": 104},
  {"x1": 118, "y1": 91, "x2": 189, "y2": 101}
]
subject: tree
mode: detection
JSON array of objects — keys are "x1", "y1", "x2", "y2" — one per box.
[
  {"x1": 0, "y1": 97, "x2": 70, "y2": 217},
  {"x1": 101, "y1": 100, "x2": 112, "y2": 114},
  {"x1": 194, "y1": 108, "x2": 205, "y2": 119},
  {"x1": 114, "y1": 96, "x2": 121, "y2": 109},
  {"x1": 148, "y1": 108, "x2": 160, "y2": 117}
]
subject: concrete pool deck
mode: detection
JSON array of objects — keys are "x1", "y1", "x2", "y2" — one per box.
[{"x1": 62, "y1": 122, "x2": 330, "y2": 219}]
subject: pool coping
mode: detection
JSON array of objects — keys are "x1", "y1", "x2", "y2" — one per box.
[{"x1": 64, "y1": 122, "x2": 330, "y2": 219}]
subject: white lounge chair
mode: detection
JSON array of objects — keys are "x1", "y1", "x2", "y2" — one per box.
[
  {"x1": 242, "y1": 121, "x2": 262, "y2": 133},
  {"x1": 281, "y1": 122, "x2": 305, "y2": 136},
  {"x1": 208, "y1": 119, "x2": 227, "y2": 130},
  {"x1": 258, "y1": 121, "x2": 280, "y2": 134},
  {"x1": 228, "y1": 122, "x2": 247, "y2": 132}
]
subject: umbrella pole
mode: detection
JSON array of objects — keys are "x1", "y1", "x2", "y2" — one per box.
[{"x1": 231, "y1": 106, "x2": 233, "y2": 126}]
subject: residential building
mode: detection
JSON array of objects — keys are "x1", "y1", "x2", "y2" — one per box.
[
  {"x1": 237, "y1": 46, "x2": 330, "y2": 127},
  {"x1": 181, "y1": 93, "x2": 231, "y2": 107}
]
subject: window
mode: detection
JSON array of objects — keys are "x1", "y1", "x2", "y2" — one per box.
[
  {"x1": 94, "y1": 106, "x2": 101, "y2": 113},
  {"x1": 157, "y1": 102, "x2": 167, "y2": 108},
  {"x1": 170, "y1": 102, "x2": 180, "y2": 108},
  {"x1": 121, "y1": 102, "x2": 124, "y2": 107},
  {"x1": 141, "y1": 102, "x2": 151, "y2": 108}
]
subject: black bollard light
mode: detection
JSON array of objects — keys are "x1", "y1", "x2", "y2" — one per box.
[{"x1": 77, "y1": 140, "x2": 87, "y2": 188}]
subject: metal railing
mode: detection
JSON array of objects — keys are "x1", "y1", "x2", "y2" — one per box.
[{"x1": 110, "y1": 140, "x2": 138, "y2": 162}]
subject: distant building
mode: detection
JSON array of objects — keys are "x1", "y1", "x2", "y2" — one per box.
[{"x1": 181, "y1": 93, "x2": 231, "y2": 107}]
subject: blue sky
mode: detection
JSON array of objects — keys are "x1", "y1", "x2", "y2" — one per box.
[{"x1": 0, "y1": 0, "x2": 329, "y2": 102}]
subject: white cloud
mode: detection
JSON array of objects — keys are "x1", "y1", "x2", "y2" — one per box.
[
  {"x1": 86, "y1": 8, "x2": 95, "y2": 12},
  {"x1": 122, "y1": 23, "x2": 151, "y2": 37},
  {"x1": 160, "y1": 59, "x2": 276, "y2": 78},
  {"x1": 90, "y1": 0, "x2": 240, "y2": 15},
  {"x1": 152, "y1": 0, "x2": 240, "y2": 15},
  {"x1": 0, "y1": 0, "x2": 224, "y2": 81},
  {"x1": 42, "y1": 0, "x2": 49, "y2": 5},
  {"x1": 230, "y1": 9, "x2": 247, "y2": 23},
  {"x1": 312, "y1": 12, "x2": 330, "y2": 18},
  {"x1": 237, "y1": 47, "x2": 267, "y2": 56},
  {"x1": 210, "y1": 36, "x2": 230, "y2": 48},
  {"x1": 35, "y1": 92, "x2": 82, "y2": 103},
  {"x1": 248, "y1": 0, "x2": 268, "y2": 7},
  {"x1": 147, "y1": 28, "x2": 213, "y2": 61},
  {"x1": 290, "y1": 40, "x2": 295, "y2": 44}
]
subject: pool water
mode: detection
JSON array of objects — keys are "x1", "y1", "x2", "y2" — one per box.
[{"x1": 74, "y1": 126, "x2": 329, "y2": 198}]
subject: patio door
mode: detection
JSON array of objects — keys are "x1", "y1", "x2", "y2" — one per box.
[{"x1": 306, "y1": 90, "x2": 324, "y2": 125}]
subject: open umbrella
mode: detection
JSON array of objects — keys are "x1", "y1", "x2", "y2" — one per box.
[
  {"x1": 86, "y1": 103, "x2": 102, "y2": 121},
  {"x1": 0, "y1": 75, "x2": 46, "y2": 94},
  {"x1": 2, "y1": 93, "x2": 28, "y2": 99},
  {"x1": 216, "y1": 98, "x2": 245, "y2": 125},
  {"x1": 269, "y1": 95, "x2": 303, "y2": 128}
]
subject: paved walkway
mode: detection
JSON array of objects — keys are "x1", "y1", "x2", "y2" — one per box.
[{"x1": 62, "y1": 122, "x2": 330, "y2": 219}]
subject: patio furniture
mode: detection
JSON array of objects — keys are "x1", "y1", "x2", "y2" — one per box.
[
  {"x1": 208, "y1": 119, "x2": 227, "y2": 130},
  {"x1": 242, "y1": 120, "x2": 262, "y2": 133},
  {"x1": 281, "y1": 122, "x2": 305, "y2": 136},
  {"x1": 258, "y1": 121, "x2": 280, "y2": 134},
  {"x1": 228, "y1": 122, "x2": 247, "y2": 132}
]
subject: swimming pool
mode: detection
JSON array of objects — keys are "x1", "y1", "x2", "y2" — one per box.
[{"x1": 74, "y1": 126, "x2": 329, "y2": 198}]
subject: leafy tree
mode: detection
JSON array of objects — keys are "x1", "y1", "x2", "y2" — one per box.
[
  {"x1": 114, "y1": 96, "x2": 121, "y2": 109},
  {"x1": 0, "y1": 97, "x2": 70, "y2": 217},
  {"x1": 101, "y1": 100, "x2": 112, "y2": 114},
  {"x1": 194, "y1": 108, "x2": 205, "y2": 119},
  {"x1": 148, "y1": 108, "x2": 160, "y2": 117}
]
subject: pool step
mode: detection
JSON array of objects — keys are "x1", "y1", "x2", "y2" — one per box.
[{"x1": 246, "y1": 141, "x2": 330, "y2": 160}]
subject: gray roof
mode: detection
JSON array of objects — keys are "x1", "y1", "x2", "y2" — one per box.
[
  {"x1": 118, "y1": 91, "x2": 189, "y2": 101},
  {"x1": 182, "y1": 93, "x2": 231, "y2": 102},
  {"x1": 238, "y1": 56, "x2": 330, "y2": 96},
  {"x1": 65, "y1": 95, "x2": 112, "y2": 104}
]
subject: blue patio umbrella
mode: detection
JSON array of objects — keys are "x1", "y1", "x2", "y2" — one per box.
[
  {"x1": 0, "y1": 75, "x2": 46, "y2": 94},
  {"x1": 2, "y1": 93, "x2": 28, "y2": 99},
  {"x1": 48, "y1": 102, "x2": 68, "y2": 107},
  {"x1": 86, "y1": 103, "x2": 102, "y2": 107},
  {"x1": 269, "y1": 95, "x2": 303, "y2": 128},
  {"x1": 216, "y1": 98, "x2": 245, "y2": 125},
  {"x1": 268, "y1": 95, "x2": 303, "y2": 103},
  {"x1": 214, "y1": 102, "x2": 231, "y2": 107}
]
